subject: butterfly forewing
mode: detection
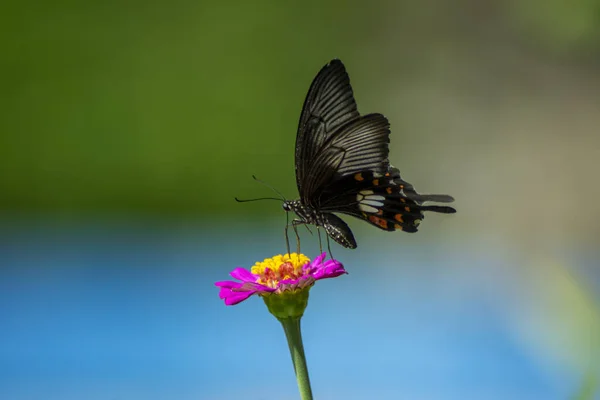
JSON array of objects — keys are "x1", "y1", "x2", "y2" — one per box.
[
  {"x1": 320, "y1": 113, "x2": 390, "y2": 177},
  {"x1": 295, "y1": 60, "x2": 360, "y2": 200},
  {"x1": 300, "y1": 113, "x2": 391, "y2": 205}
]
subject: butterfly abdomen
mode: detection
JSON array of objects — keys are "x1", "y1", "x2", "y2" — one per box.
[{"x1": 322, "y1": 213, "x2": 357, "y2": 248}]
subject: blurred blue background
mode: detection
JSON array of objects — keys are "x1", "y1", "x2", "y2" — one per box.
[{"x1": 1, "y1": 1, "x2": 600, "y2": 399}]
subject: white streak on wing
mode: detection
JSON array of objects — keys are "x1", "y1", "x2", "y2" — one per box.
[
  {"x1": 357, "y1": 190, "x2": 385, "y2": 213},
  {"x1": 358, "y1": 203, "x2": 379, "y2": 213},
  {"x1": 365, "y1": 195, "x2": 385, "y2": 201},
  {"x1": 361, "y1": 199, "x2": 383, "y2": 207}
]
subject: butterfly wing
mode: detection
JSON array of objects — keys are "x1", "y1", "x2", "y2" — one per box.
[
  {"x1": 293, "y1": 59, "x2": 455, "y2": 247},
  {"x1": 319, "y1": 165, "x2": 456, "y2": 233},
  {"x1": 300, "y1": 113, "x2": 392, "y2": 205},
  {"x1": 295, "y1": 59, "x2": 361, "y2": 201}
]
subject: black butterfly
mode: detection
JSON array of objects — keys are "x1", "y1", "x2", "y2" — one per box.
[{"x1": 280, "y1": 59, "x2": 456, "y2": 252}]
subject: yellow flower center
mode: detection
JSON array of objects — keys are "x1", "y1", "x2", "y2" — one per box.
[{"x1": 251, "y1": 253, "x2": 310, "y2": 288}]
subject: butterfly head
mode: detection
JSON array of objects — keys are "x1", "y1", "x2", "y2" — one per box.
[
  {"x1": 282, "y1": 200, "x2": 293, "y2": 212},
  {"x1": 282, "y1": 200, "x2": 304, "y2": 215}
]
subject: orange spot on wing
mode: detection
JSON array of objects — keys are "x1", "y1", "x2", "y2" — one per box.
[
  {"x1": 368, "y1": 215, "x2": 388, "y2": 229},
  {"x1": 386, "y1": 187, "x2": 393, "y2": 194},
  {"x1": 394, "y1": 224, "x2": 403, "y2": 230},
  {"x1": 354, "y1": 173, "x2": 364, "y2": 181},
  {"x1": 394, "y1": 214, "x2": 404, "y2": 222},
  {"x1": 373, "y1": 179, "x2": 379, "y2": 186},
  {"x1": 377, "y1": 209, "x2": 384, "y2": 215},
  {"x1": 405, "y1": 206, "x2": 411, "y2": 212},
  {"x1": 400, "y1": 198, "x2": 406, "y2": 203}
]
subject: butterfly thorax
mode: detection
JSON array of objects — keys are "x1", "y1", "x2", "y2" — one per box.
[
  {"x1": 282, "y1": 199, "x2": 358, "y2": 248},
  {"x1": 282, "y1": 200, "x2": 322, "y2": 225}
]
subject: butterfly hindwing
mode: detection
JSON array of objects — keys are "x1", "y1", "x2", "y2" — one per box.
[{"x1": 318, "y1": 166, "x2": 455, "y2": 233}]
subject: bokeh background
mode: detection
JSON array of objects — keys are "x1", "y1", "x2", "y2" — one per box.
[{"x1": 1, "y1": 1, "x2": 600, "y2": 399}]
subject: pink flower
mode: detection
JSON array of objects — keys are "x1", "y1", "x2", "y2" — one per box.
[{"x1": 215, "y1": 252, "x2": 346, "y2": 306}]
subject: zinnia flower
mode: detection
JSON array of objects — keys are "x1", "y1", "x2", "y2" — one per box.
[
  {"x1": 215, "y1": 252, "x2": 345, "y2": 400},
  {"x1": 215, "y1": 252, "x2": 345, "y2": 313}
]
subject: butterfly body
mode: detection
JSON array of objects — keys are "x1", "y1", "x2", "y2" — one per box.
[{"x1": 283, "y1": 199, "x2": 357, "y2": 249}]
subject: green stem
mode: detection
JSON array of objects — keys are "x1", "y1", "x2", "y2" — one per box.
[{"x1": 279, "y1": 316, "x2": 313, "y2": 400}]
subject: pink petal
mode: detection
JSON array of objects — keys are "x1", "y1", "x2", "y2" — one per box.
[
  {"x1": 312, "y1": 253, "x2": 326, "y2": 266},
  {"x1": 215, "y1": 280, "x2": 243, "y2": 289},
  {"x1": 238, "y1": 281, "x2": 276, "y2": 294},
  {"x1": 313, "y1": 260, "x2": 346, "y2": 280},
  {"x1": 278, "y1": 278, "x2": 302, "y2": 286},
  {"x1": 229, "y1": 267, "x2": 257, "y2": 282},
  {"x1": 218, "y1": 285, "x2": 258, "y2": 305},
  {"x1": 224, "y1": 291, "x2": 255, "y2": 305}
]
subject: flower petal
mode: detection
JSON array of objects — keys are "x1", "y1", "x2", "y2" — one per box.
[
  {"x1": 223, "y1": 290, "x2": 255, "y2": 305},
  {"x1": 239, "y1": 281, "x2": 276, "y2": 294},
  {"x1": 229, "y1": 267, "x2": 257, "y2": 282},
  {"x1": 217, "y1": 283, "x2": 264, "y2": 305},
  {"x1": 216, "y1": 280, "x2": 277, "y2": 304},
  {"x1": 313, "y1": 259, "x2": 346, "y2": 280},
  {"x1": 214, "y1": 280, "x2": 244, "y2": 289},
  {"x1": 310, "y1": 252, "x2": 327, "y2": 268}
]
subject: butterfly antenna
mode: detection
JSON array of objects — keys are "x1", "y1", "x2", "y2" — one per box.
[
  {"x1": 252, "y1": 175, "x2": 287, "y2": 201},
  {"x1": 234, "y1": 197, "x2": 283, "y2": 203}
]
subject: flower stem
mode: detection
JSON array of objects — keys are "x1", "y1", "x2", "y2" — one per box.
[{"x1": 279, "y1": 316, "x2": 313, "y2": 400}]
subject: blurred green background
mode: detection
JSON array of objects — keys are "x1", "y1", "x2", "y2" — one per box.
[
  {"x1": 3, "y1": 0, "x2": 599, "y2": 217},
  {"x1": 1, "y1": 1, "x2": 600, "y2": 399}
]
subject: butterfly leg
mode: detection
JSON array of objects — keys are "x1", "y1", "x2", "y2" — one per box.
[
  {"x1": 284, "y1": 223, "x2": 291, "y2": 256},
  {"x1": 326, "y1": 234, "x2": 335, "y2": 260},
  {"x1": 291, "y1": 220, "x2": 303, "y2": 253},
  {"x1": 316, "y1": 226, "x2": 323, "y2": 254},
  {"x1": 284, "y1": 219, "x2": 304, "y2": 254},
  {"x1": 316, "y1": 227, "x2": 335, "y2": 258},
  {"x1": 285, "y1": 219, "x2": 305, "y2": 254}
]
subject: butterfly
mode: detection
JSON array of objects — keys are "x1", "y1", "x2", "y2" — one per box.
[{"x1": 280, "y1": 59, "x2": 456, "y2": 252}]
